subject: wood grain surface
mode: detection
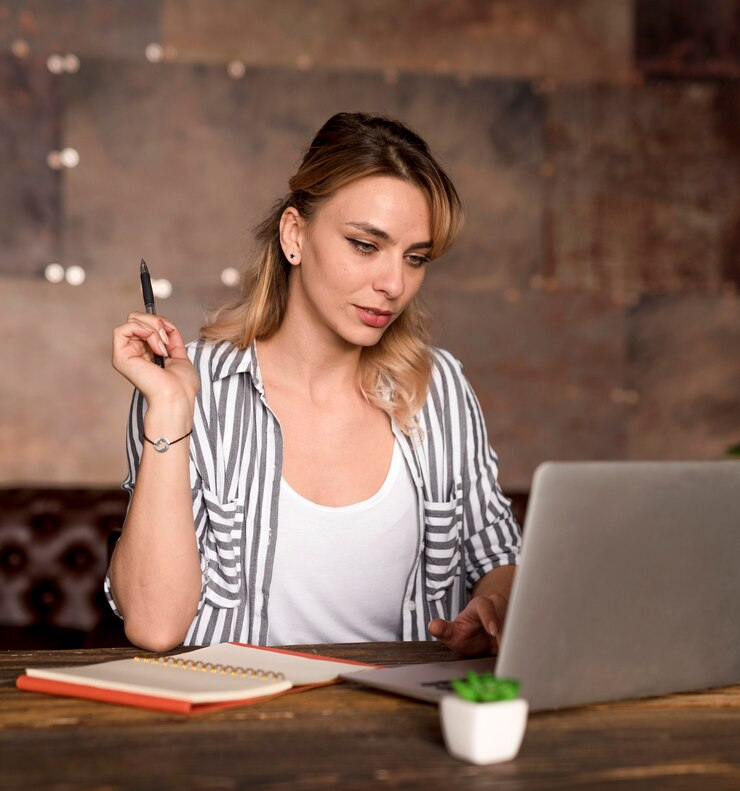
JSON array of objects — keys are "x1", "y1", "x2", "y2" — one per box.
[{"x1": 2, "y1": 642, "x2": 740, "y2": 790}]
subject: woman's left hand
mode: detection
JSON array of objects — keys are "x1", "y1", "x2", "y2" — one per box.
[{"x1": 428, "y1": 593, "x2": 508, "y2": 656}]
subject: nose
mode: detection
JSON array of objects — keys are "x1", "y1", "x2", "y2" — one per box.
[{"x1": 373, "y1": 255, "x2": 405, "y2": 300}]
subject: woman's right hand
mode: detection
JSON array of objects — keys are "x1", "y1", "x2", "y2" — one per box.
[{"x1": 112, "y1": 312, "x2": 200, "y2": 411}]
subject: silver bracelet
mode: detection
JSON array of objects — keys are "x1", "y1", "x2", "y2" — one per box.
[{"x1": 143, "y1": 430, "x2": 192, "y2": 453}]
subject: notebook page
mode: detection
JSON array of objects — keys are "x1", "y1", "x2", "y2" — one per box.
[
  {"x1": 26, "y1": 657, "x2": 291, "y2": 703},
  {"x1": 179, "y1": 643, "x2": 370, "y2": 685}
]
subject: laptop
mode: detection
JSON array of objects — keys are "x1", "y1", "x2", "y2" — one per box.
[{"x1": 342, "y1": 461, "x2": 740, "y2": 711}]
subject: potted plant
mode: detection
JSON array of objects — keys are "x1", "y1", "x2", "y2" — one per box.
[{"x1": 439, "y1": 672, "x2": 528, "y2": 765}]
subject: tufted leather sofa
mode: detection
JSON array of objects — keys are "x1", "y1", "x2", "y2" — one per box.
[
  {"x1": 0, "y1": 488, "x2": 528, "y2": 650},
  {"x1": 0, "y1": 488, "x2": 129, "y2": 649}
]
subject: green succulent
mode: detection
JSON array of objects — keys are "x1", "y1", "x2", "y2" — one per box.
[{"x1": 451, "y1": 671, "x2": 520, "y2": 703}]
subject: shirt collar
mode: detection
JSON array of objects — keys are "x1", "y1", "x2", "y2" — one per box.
[
  {"x1": 207, "y1": 338, "x2": 402, "y2": 407},
  {"x1": 208, "y1": 339, "x2": 265, "y2": 394}
]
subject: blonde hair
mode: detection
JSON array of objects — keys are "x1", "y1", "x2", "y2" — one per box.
[{"x1": 202, "y1": 112, "x2": 463, "y2": 432}]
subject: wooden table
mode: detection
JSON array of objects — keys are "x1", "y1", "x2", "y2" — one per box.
[{"x1": 2, "y1": 642, "x2": 740, "y2": 790}]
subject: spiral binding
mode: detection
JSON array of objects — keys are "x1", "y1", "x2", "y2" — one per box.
[{"x1": 133, "y1": 655, "x2": 286, "y2": 681}]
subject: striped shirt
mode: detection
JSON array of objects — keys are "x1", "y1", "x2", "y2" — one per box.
[{"x1": 105, "y1": 339, "x2": 522, "y2": 645}]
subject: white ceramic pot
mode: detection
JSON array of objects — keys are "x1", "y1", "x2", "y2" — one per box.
[{"x1": 439, "y1": 695, "x2": 529, "y2": 765}]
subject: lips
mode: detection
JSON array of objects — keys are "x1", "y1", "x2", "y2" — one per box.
[{"x1": 354, "y1": 305, "x2": 394, "y2": 329}]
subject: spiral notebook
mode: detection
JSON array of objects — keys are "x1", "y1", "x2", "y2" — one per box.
[{"x1": 16, "y1": 642, "x2": 374, "y2": 715}]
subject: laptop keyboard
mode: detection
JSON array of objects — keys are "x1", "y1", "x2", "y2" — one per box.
[{"x1": 420, "y1": 679, "x2": 458, "y2": 692}]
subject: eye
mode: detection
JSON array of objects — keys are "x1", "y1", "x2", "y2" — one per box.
[
  {"x1": 406, "y1": 254, "x2": 430, "y2": 269},
  {"x1": 347, "y1": 238, "x2": 376, "y2": 255}
]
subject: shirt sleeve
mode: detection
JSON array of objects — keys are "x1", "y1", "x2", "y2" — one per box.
[{"x1": 458, "y1": 366, "x2": 522, "y2": 589}]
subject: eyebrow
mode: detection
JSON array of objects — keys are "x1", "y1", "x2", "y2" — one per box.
[{"x1": 347, "y1": 222, "x2": 433, "y2": 251}]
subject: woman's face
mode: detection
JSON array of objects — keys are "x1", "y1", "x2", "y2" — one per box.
[{"x1": 282, "y1": 175, "x2": 432, "y2": 349}]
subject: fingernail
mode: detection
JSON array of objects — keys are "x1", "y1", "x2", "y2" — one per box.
[
  {"x1": 488, "y1": 621, "x2": 497, "y2": 637},
  {"x1": 159, "y1": 329, "x2": 169, "y2": 345},
  {"x1": 158, "y1": 342, "x2": 168, "y2": 356}
]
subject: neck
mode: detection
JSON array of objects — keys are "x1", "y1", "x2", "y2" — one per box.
[{"x1": 257, "y1": 303, "x2": 363, "y2": 401}]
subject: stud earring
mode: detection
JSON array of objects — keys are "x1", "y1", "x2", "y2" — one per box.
[{"x1": 288, "y1": 252, "x2": 296, "y2": 261}]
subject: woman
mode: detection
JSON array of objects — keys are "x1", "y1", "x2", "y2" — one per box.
[{"x1": 107, "y1": 112, "x2": 521, "y2": 654}]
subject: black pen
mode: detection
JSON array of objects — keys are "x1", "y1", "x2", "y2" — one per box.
[{"x1": 139, "y1": 259, "x2": 166, "y2": 368}]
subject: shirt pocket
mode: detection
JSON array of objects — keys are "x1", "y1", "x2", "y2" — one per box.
[
  {"x1": 201, "y1": 486, "x2": 244, "y2": 609},
  {"x1": 423, "y1": 479, "x2": 463, "y2": 601}
]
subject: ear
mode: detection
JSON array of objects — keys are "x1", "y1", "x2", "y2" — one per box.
[{"x1": 279, "y1": 207, "x2": 304, "y2": 266}]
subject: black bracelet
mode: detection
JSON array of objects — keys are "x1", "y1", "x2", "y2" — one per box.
[{"x1": 143, "y1": 430, "x2": 193, "y2": 454}]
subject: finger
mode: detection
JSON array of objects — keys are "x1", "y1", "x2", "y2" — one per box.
[
  {"x1": 114, "y1": 321, "x2": 168, "y2": 357},
  {"x1": 129, "y1": 319, "x2": 171, "y2": 355},
  {"x1": 113, "y1": 320, "x2": 162, "y2": 346},
  {"x1": 469, "y1": 596, "x2": 501, "y2": 638},
  {"x1": 450, "y1": 599, "x2": 499, "y2": 650},
  {"x1": 139, "y1": 325, "x2": 168, "y2": 357},
  {"x1": 429, "y1": 617, "x2": 493, "y2": 656},
  {"x1": 428, "y1": 618, "x2": 454, "y2": 641},
  {"x1": 160, "y1": 323, "x2": 189, "y2": 360},
  {"x1": 125, "y1": 313, "x2": 188, "y2": 359},
  {"x1": 126, "y1": 310, "x2": 163, "y2": 325},
  {"x1": 126, "y1": 313, "x2": 173, "y2": 347},
  {"x1": 127, "y1": 311, "x2": 176, "y2": 330}
]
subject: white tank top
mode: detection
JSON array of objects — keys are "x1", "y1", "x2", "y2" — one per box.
[{"x1": 267, "y1": 441, "x2": 418, "y2": 645}]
